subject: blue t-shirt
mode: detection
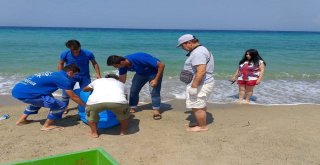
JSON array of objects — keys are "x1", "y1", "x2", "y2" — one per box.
[
  {"x1": 12, "y1": 71, "x2": 74, "y2": 99},
  {"x1": 119, "y1": 52, "x2": 159, "y2": 76},
  {"x1": 60, "y1": 49, "x2": 95, "y2": 77}
]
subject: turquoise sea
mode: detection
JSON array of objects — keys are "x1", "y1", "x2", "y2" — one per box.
[{"x1": 0, "y1": 27, "x2": 319, "y2": 105}]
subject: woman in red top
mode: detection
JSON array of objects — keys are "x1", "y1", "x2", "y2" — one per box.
[{"x1": 230, "y1": 49, "x2": 266, "y2": 104}]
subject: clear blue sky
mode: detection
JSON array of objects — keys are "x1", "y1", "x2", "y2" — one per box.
[{"x1": 1, "y1": 0, "x2": 319, "y2": 31}]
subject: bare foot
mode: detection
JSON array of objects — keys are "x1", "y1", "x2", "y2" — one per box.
[
  {"x1": 120, "y1": 131, "x2": 127, "y2": 136},
  {"x1": 40, "y1": 125, "x2": 64, "y2": 131},
  {"x1": 129, "y1": 108, "x2": 136, "y2": 113},
  {"x1": 88, "y1": 133, "x2": 99, "y2": 138},
  {"x1": 153, "y1": 110, "x2": 161, "y2": 115},
  {"x1": 16, "y1": 119, "x2": 34, "y2": 125},
  {"x1": 186, "y1": 126, "x2": 208, "y2": 132}
]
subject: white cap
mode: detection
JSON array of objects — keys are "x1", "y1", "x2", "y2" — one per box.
[{"x1": 176, "y1": 34, "x2": 196, "y2": 47}]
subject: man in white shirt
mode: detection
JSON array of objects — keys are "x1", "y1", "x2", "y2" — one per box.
[{"x1": 83, "y1": 74, "x2": 130, "y2": 138}]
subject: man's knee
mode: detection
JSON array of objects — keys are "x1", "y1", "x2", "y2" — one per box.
[{"x1": 86, "y1": 110, "x2": 99, "y2": 123}]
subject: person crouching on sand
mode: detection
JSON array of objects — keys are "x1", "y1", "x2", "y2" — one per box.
[
  {"x1": 83, "y1": 74, "x2": 130, "y2": 138},
  {"x1": 12, "y1": 64, "x2": 86, "y2": 131}
]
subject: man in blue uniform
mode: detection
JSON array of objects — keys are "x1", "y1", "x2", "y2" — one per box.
[
  {"x1": 12, "y1": 64, "x2": 86, "y2": 131},
  {"x1": 107, "y1": 53, "x2": 165, "y2": 120},
  {"x1": 57, "y1": 40, "x2": 101, "y2": 111}
]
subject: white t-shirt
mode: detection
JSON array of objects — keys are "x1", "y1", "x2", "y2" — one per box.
[
  {"x1": 86, "y1": 78, "x2": 128, "y2": 105},
  {"x1": 183, "y1": 46, "x2": 215, "y2": 84}
]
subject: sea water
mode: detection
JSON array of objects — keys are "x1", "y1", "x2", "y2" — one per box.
[{"x1": 0, "y1": 27, "x2": 319, "y2": 105}]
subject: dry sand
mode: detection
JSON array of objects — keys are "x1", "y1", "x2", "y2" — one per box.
[{"x1": 0, "y1": 95, "x2": 320, "y2": 165}]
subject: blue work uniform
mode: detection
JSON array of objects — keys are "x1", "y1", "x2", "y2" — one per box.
[
  {"x1": 118, "y1": 52, "x2": 162, "y2": 110},
  {"x1": 60, "y1": 49, "x2": 95, "y2": 106},
  {"x1": 12, "y1": 71, "x2": 74, "y2": 120}
]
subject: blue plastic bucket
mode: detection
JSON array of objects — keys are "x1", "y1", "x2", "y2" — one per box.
[{"x1": 74, "y1": 89, "x2": 120, "y2": 129}]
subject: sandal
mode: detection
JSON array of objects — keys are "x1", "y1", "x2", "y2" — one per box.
[
  {"x1": 153, "y1": 114, "x2": 162, "y2": 120},
  {"x1": 129, "y1": 108, "x2": 136, "y2": 113}
]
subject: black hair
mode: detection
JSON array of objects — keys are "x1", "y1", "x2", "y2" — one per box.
[
  {"x1": 239, "y1": 49, "x2": 266, "y2": 66},
  {"x1": 62, "y1": 63, "x2": 80, "y2": 73},
  {"x1": 65, "y1": 40, "x2": 81, "y2": 50},
  {"x1": 105, "y1": 73, "x2": 120, "y2": 80},
  {"x1": 106, "y1": 55, "x2": 126, "y2": 66}
]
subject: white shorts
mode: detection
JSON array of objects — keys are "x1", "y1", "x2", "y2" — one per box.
[{"x1": 186, "y1": 82, "x2": 214, "y2": 109}]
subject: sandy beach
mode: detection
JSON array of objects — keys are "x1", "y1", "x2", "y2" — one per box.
[{"x1": 0, "y1": 95, "x2": 320, "y2": 165}]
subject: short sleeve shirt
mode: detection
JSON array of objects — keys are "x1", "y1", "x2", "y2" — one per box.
[
  {"x1": 118, "y1": 52, "x2": 159, "y2": 76},
  {"x1": 238, "y1": 60, "x2": 264, "y2": 81},
  {"x1": 183, "y1": 46, "x2": 214, "y2": 84},
  {"x1": 60, "y1": 49, "x2": 95, "y2": 77},
  {"x1": 12, "y1": 71, "x2": 73, "y2": 99},
  {"x1": 86, "y1": 78, "x2": 128, "y2": 105}
]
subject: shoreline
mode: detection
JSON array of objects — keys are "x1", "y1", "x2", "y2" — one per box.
[
  {"x1": 1, "y1": 95, "x2": 320, "y2": 164},
  {"x1": 1, "y1": 94, "x2": 320, "y2": 107},
  {"x1": 3, "y1": 26, "x2": 320, "y2": 33}
]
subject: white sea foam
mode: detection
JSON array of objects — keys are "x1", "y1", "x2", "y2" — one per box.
[{"x1": 2, "y1": 74, "x2": 320, "y2": 105}]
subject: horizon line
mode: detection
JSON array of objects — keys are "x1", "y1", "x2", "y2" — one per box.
[{"x1": 0, "y1": 25, "x2": 319, "y2": 33}]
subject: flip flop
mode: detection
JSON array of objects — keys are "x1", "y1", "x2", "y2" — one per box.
[
  {"x1": 153, "y1": 114, "x2": 162, "y2": 120},
  {"x1": 129, "y1": 109, "x2": 136, "y2": 113}
]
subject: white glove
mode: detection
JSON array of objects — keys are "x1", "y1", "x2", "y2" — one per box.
[{"x1": 188, "y1": 87, "x2": 198, "y2": 96}]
